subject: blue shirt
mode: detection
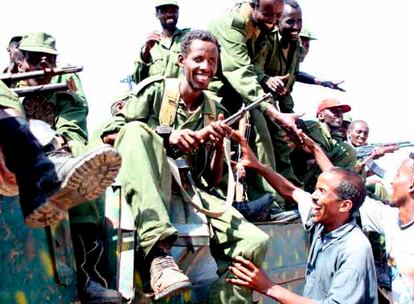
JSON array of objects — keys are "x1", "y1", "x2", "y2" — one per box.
[{"x1": 296, "y1": 191, "x2": 378, "y2": 303}]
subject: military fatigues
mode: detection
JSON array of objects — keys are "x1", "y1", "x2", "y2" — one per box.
[
  {"x1": 208, "y1": 1, "x2": 287, "y2": 201},
  {"x1": 0, "y1": 80, "x2": 24, "y2": 112},
  {"x1": 101, "y1": 76, "x2": 269, "y2": 304},
  {"x1": 254, "y1": 29, "x2": 302, "y2": 113},
  {"x1": 131, "y1": 28, "x2": 191, "y2": 84},
  {"x1": 292, "y1": 121, "x2": 356, "y2": 192}
]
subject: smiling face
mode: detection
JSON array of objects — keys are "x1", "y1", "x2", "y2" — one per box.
[
  {"x1": 279, "y1": 3, "x2": 302, "y2": 43},
  {"x1": 311, "y1": 171, "x2": 353, "y2": 232},
  {"x1": 252, "y1": 0, "x2": 284, "y2": 32},
  {"x1": 318, "y1": 107, "x2": 345, "y2": 129},
  {"x1": 348, "y1": 120, "x2": 369, "y2": 147},
  {"x1": 178, "y1": 39, "x2": 219, "y2": 91},
  {"x1": 156, "y1": 5, "x2": 179, "y2": 32}
]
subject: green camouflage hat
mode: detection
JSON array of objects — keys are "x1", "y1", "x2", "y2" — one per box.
[
  {"x1": 19, "y1": 32, "x2": 58, "y2": 55},
  {"x1": 154, "y1": 0, "x2": 178, "y2": 8},
  {"x1": 300, "y1": 27, "x2": 317, "y2": 40},
  {"x1": 343, "y1": 113, "x2": 353, "y2": 123}
]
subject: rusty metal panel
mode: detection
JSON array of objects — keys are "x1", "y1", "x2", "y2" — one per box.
[{"x1": 0, "y1": 195, "x2": 78, "y2": 304}]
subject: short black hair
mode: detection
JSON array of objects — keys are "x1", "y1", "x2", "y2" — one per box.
[
  {"x1": 180, "y1": 30, "x2": 220, "y2": 57},
  {"x1": 252, "y1": 0, "x2": 285, "y2": 9},
  {"x1": 349, "y1": 119, "x2": 368, "y2": 131},
  {"x1": 329, "y1": 167, "x2": 366, "y2": 213},
  {"x1": 285, "y1": 0, "x2": 300, "y2": 9}
]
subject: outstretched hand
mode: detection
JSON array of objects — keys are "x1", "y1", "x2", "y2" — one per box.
[
  {"x1": 231, "y1": 131, "x2": 260, "y2": 170},
  {"x1": 320, "y1": 80, "x2": 346, "y2": 92},
  {"x1": 227, "y1": 256, "x2": 274, "y2": 295},
  {"x1": 265, "y1": 73, "x2": 290, "y2": 95}
]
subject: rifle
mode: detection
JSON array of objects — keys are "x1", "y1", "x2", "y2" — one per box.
[
  {"x1": 355, "y1": 141, "x2": 414, "y2": 159},
  {"x1": 0, "y1": 65, "x2": 83, "y2": 82},
  {"x1": 12, "y1": 80, "x2": 77, "y2": 97},
  {"x1": 355, "y1": 141, "x2": 414, "y2": 178},
  {"x1": 165, "y1": 93, "x2": 272, "y2": 158}
]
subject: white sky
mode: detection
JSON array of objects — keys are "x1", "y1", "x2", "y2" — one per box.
[{"x1": 1, "y1": 0, "x2": 414, "y2": 147}]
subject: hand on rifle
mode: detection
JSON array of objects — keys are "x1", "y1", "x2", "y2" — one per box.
[
  {"x1": 265, "y1": 73, "x2": 289, "y2": 95},
  {"x1": 372, "y1": 145, "x2": 399, "y2": 159},
  {"x1": 169, "y1": 129, "x2": 202, "y2": 154},
  {"x1": 199, "y1": 113, "x2": 233, "y2": 146},
  {"x1": 265, "y1": 105, "x2": 303, "y2": 146},
  {"x1": 231, "y1": 130, "x2": 261, "y2": 171}
]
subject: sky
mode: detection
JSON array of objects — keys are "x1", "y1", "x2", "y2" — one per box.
[{"x1": 1, "y1": 0, "x2": 414, "y2": 148}]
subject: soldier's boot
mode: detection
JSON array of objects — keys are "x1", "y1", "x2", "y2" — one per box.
[
  {"x1": 0, "y1": 117, "x2": 122, "y2": 227},
  {"x1": 72, "y1": 224, "x2": 124, "y2": 304},
  {"x1": 149, "y1": 239, "x2": 191, "y2": 300}
]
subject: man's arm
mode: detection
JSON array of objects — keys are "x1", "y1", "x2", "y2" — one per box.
[{"x1": 295, "y1": 71, "x2": 345, "y2": 92}]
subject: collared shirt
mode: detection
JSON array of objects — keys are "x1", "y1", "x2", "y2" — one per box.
[
  {"x1": 360, "y1": 197, "x2": 414, "y2": 304},
  {"x1": 295, "y1": 191, "x2": 378, "y2": 303}
]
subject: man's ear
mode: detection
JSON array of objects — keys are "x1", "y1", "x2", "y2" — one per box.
[
  {"x1": 339, "y1": 199, "x2": 352, "y2": 213},
  {"x1": 177, "y1": 53, "x2": 184, "y2": 67},
  {"x1": 16, "y1": 58, "x2": 25, "y2": 73},
  {"x1": 408, "y1": 179, "x2": 414, "y2": 195},
  {"x1": 317, "y1": 112, "x2": 324, "y2": 122}
]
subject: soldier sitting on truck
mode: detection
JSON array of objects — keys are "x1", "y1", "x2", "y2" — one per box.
[
  {"x1": 101, "y1": 29, "x2": 269, "y2": 303},
  {"x1": 227, "y1": 130, "x2": 378, "y2": 304}
]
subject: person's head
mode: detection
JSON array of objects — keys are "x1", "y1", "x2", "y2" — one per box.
[
  {"x1": 110, "y1": 96, "x2": 128, "y2": 116},
  {"x1": 251, "y1": 0, "x2": 285, "y2": 32},
  {"x1": 278, "y1": 0, "x2": 302, "y2": 43},
  {"x1": 299, "y1": 27, "x2": 316, "y2": 62},
  {"x1": 7, "y1": 35, "x2": 23, "y2": 64},
  {"x1": 316, "y1": 98, "x2": 351, "y2": 130},
  {"x1": 18, "y1": 32, "x2": 58, "y2": 86},
  {"x1": 390, "y1": 153, "x2": 414, "y2": 207},
  {"x1": 178, "y1": 30, "x2": 220, "y2": 91},
  {"x1": 347, "y1": 120, "x2": 369, "y2": 147},
  {"x1": 155, "y1": 0, "x2": 179, "y2": 32},
  {"x1": 311, "y1": 167, "x2": 366, "y2": 232}
]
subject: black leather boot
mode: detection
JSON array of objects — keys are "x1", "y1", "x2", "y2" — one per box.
[{"x1": 71, "y1": 224, "x2": 124, "y2": 304}]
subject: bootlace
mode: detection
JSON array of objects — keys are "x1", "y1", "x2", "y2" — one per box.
[{"x1": 150, "y1": 255, "x2": 180, "y2": 282}]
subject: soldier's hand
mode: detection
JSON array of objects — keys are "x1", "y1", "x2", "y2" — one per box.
[
  {"x1": 320, "y1": 80, "x2": 346, "y2": 92},
  {"x1": 203, "y1": 114, "x2": 233, "y2": 146},
  {"x1": 169, "y1": 129, "x2": 202, "y2": 154},
  {"x1": 265, "y1": 74, "x2": 289, "y2": 95},
  {"x1": 265, "y1": 106, "x2": 303, "y2": 146},
  {"x1": 142, "y1": 31, "x2": 161, "y2": 62},
  {"x1": 298, "y1": 130, "x2": 317, "y2": 153}
]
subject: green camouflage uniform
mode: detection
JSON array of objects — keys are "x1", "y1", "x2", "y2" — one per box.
[
  {"x1": 254, "y1": 29, "x2": 302, "y2": 113},
  {"x1": 101, "y1": 76, "x2": 269, "y2": 304},
  {"x1": 207, "y1": 1, "x2": 294, "y2": 201},
  {"x1": 131, "y1": 28, "x2": 191, "y2": 84},
  {"x1": 0, "y1": 80, "x2": 24, "y2": 112}
]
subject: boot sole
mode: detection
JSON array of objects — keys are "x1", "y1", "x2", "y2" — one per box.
[
  {"x1": 25, "y1": 146, "x2": 121, "y2": 227},
  {"x1": 153, "y1": 281, "x2": 192, "y2": 300}
]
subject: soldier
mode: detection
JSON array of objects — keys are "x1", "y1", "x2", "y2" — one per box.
[
  {"x1": 101, "y1": 30, "x2": 269, "y2": 303},
  {"x1": 208, "y1": 0, "x2": 302, "y2": 203},
  {"x1": 292, "y1": 99, "x2": 356, "y2": 192},
  {"x1": 254, "y1": 0, "x2": 303, "y2": 113},
  {"x1": 15, "y1": 32, "x2": 123, "y2": 303},
  {"x1": 131, "y1": 0, "x2": 190, "y2": 84},
  {"x1": 3, "y1": 35, "x2": 24, "y2": 87}
]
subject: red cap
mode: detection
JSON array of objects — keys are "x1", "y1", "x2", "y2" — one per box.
[{"x1": 316, "y1": 99, "x2": 351, "y2": 117}]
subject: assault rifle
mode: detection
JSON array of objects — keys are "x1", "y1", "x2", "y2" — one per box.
[
  {"x1": 355, "y1": 141, "x2": 414, "y2": 178},
  {"x1": 356, "y1": 141, "x2": 414, "y2": 159},
  {"x1": 162, "y1": 93, "x2": 273, "y2": 158},
  {"x1": 12, "y1": 81, "x2": 77, "y2": 97},
  {"x1": 0, "y1": 65, "x2": 83, "y2": 82}
]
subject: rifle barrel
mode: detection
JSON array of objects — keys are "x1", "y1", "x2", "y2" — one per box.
[
  {"x1": 0, "y1": 66, "x2": 83, "y2": 82},
  {"x1": 223, "y1": 93, "x2": 272, "y2": 125},
  {"x1": 12, "y1": 83, "x2": 69, "y2": 97}
]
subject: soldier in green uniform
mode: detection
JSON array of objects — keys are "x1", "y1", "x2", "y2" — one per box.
[
  {"x1": 101, "y1": 30, "x2": 269, "y2": 303},
  {"x1": 131, "y1": 0, "x2": 190, "y2": 84},
  {"x1": 254, "y1": 0, "x2": 302, "y2": 114},
  {"x1": 207, "y1": 0, "x2": 302, "y2": 203},
  {"x1": 15, "y1": 32, "x2": 123, "y2": 303},
  {"x1": 293, "y1": 99, "x2": 356, "y2": 192}
]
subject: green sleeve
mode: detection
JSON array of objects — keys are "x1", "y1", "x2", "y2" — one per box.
[
  {"x1": 53, "y1": 92, "x2": 88, "y2": 145},
  {"x1": 209, "y1": 19, "x2": 266, "y2": 110},
  {"x1": 131, "y1": 47, "x2": 150, "y2": 84}
]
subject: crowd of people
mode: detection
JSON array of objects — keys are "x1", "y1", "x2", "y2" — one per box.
[{"x1": 0, "y1": 0, "x2": 413, "y2": 303}]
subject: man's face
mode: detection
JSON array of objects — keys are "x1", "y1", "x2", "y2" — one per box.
[
  {"x1": 311, "y1": 172, "x2": 347, "y2": 230},
  {"x1": 252, "y1": 0, "x2": 284, "y2": 32},
  {"x1": 178, "y1": 39, "x2": 219, "y2": 91},
  {"x1": 391, "y1": 157, "x2": 414, "y2": 206},
  {"x1": 278, "y1": 4, "x2": 302, "y2": 43},
  {"x1": 7, "y1": 41, "x2": 23, "y2": 63},
  {"x1": 319, "y1": 107, "x2": 345, "y2": 129},
  {"x1": 19, "y1": 51, "x2": 57, "y2": 86},
  {"x1": 348, "y1": 121, "x2": 369, "y2": 147},
  {"x1": 156, "y1": 5, "x2": 179, "y2": 31},
  {"x1": 299, "y1": 37, "x2": 310, "y2": 62}
]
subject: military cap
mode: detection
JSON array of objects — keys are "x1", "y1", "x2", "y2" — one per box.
[
  {"x1": 155, "y1": 0, "x2": 178, "y2": 8},
  {"x1": 19, "y1": 32, "x2": 58, "y2": 55},
  {"x1": 316, "y1": 99, "x2": 351, "y2": 116},
  {"x1": 300, "y1": 27, "x2": 317, "y2": 40},
  {"x1": 342, "y1": 113, "x2": 353, "y2": 123}
]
